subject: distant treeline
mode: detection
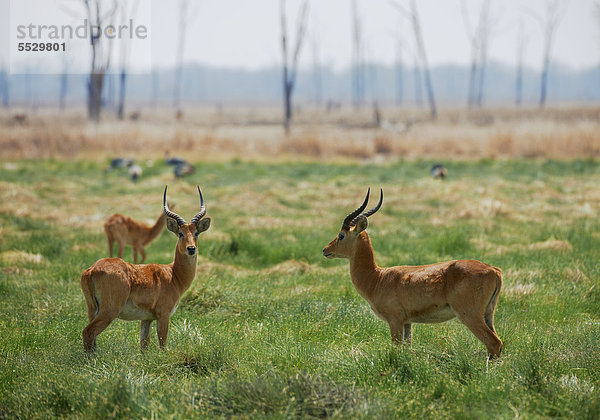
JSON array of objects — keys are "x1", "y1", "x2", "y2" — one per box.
[{"x1": 2, "y1": 61, "x2": 600, "y2": 108}]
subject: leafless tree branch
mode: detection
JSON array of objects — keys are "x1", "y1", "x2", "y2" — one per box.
[{"x1": 280, "y1": 0, "x2": 309, "y2": 134}]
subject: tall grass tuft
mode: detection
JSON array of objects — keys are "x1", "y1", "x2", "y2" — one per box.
[{"x1": 196, "y1": 371, "x2": 382, "y2": 418}]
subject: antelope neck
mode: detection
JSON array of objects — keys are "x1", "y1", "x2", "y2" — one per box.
[
  {"x1": 171, "y1": 247, "x2": 197, "y2": 293},
  {"x1": 348, "y1": 231, "x2": 381, "y2": 297},
  {"x1": 146, "y1": 214, "x2": 166, "y2": 244}
]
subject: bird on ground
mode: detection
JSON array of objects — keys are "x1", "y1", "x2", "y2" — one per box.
[
  {"x1": 105, "y1": 157, "x2": 134, "y2": 173},
  {"x1": 431, "y1": 163, "x2": 448, "y2": 180},
  {"x1": 165, "y1": 152, "x2": 187, "y2": 166},
  {"x1": 174, "y1": 162, "x2": 195, "y2": 178},
  {"x1": 128, "y1": 164, "x2": 142, "y2": 183}
]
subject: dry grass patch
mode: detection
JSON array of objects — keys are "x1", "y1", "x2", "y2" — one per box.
[
  {"x1": 503, "y1": 283, "x2": 536, "y2": 297},
  {"x1": 2, "y1": 106, "x2": 599, "y2": 160},
  {"x1": 195, "y1": 257, "x2": 248, "y2": 278},
  {"x1": 0, "y1": 250, "x2": 45, "y2": 265},
  {"x1": 262, "y1": 259, "x2": 318, "y2": 275},
  {"x1": 458, "y1": 198, "x2": 505, "y2": 219},
  {"x1": 564, "y1": 267, "x2": 589, "y2": 283},
  {"x1": 525, "y1": 239, "x2": 573, "y2": 252},
  {"x1": 473, "y1": 238, "x2": 573, "y2": 255}
]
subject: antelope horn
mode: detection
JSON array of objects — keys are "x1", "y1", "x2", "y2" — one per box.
[
  {"x1": 190, "y1": 186, "x2": 206, "y2": 224},
  {"x1": 342, "y1": 188, "x2": 370, "y2": 231},
  {"x1": 163, "y1": 186, "x2": 186, "y2": 226},
  {"x1": 350, "y1": 188, "x2": 383, "y2": 226}
]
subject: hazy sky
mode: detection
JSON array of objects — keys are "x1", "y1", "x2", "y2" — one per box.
[
  {"x1": 1, "y1": 0, "x2": 599, "y2": 73},
  {"x1": 151, "y1": 0, "x2": 599, "y2": 72}
]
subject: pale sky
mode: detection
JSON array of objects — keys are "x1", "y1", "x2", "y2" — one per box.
[
  {"x1": 151, "y1": 0, "x2": 600, "y2": 72},
  {"x1": 1, "y1": 0, "x2": 599, "y2": 74}
]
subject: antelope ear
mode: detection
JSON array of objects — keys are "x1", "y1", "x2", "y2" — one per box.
[
  {"x1": 196, "y1": 217, "x2": 211, "y2": 233},
  {"x1": 354, "y1": 215, "x2": 368, "y2": 233},
  {"x1": 166, "y1": 217, "x2": 180, "y2": 235}
]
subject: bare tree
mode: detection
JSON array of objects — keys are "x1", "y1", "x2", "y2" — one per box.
[
  {"x1": 24, "y1": 70, "x2": 32, "y2": 108},
  {"x1": 59, "y1": 60, "x2": 68, "y2": 111},
  {"x1": 389, "y1": 0, "x2": 437, "y2": 119},
  {"x1": 0, "y1": 23, "x2": 9, "y2": 107},
  {"x1": 461, "y1": 0, "x2": 495, "y2": 108},
  {"x1": 0, "y1": 64, "x2": 8, "y2": 108},
  {"x1": 173, "y1": 0, "x2": 191, "y2": 115},
  {"x1": 311, "y1": 36, "x2": 323, "y2": 106},
  {"x1": 412, "y1": 54, "x2": 423, "y2": 106},
  {"x1": 594, "y1": 1, "x2": 600, "y2": 89},
  {"x1": 394, "y1": 20, "x2": 404, "y2": 106},
  {"x1": 474, "y1": 1, "x2": 493, "y2": 108},
  {"x1": 515, "y1": 19, "x2": 529, "y2": 106},
  {"x1": 116, "y1": 0, "x2": 141, "y2": 120},
  {"x1": 462, "y1": 0, "x2": 484, "y2": 107},
  {"x1": 365, "y1": 43, "x2": 381, "y2": 127},
  {"x1": 280, "y1": 0, "x2": 309, "y2": 134},
  {"x1": 310, "y1": 12, "x2": 322, "y2": 107},
  {"x1": 82, "y1": 0, "x2": 117, "y2": 122},
  {"x1": 462, "y1": 0, "x2": 479, "y2": 107},
  {"x1": 351, "y1": 0, "x2": 365, "y2": 109},
  {"x1": 105, "y1": 72, "x2": 115, "y2": 109},
  {"x1": 151, "y1": 68, "x2": 159, "y2": 109},
  {"x1": 525, "y1": 0, "x2": 566, "y2": 108}
]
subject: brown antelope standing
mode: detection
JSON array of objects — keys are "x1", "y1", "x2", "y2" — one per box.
[
  {"x1": 104, "y1": 205, "x2": 174, "y2": 264},
  {"x1": 81, "y1": 186, "x2": 211, "y2": 353},
  {"x1": 322, "y1": 188, "x2": 503, "y2": 358}
]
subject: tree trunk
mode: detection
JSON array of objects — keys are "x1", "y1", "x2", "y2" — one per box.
[
  {"x1": 88, "y1": 71, "x2": 104, "y2": 122},
  {"x1": 410, "y1": 0, "x2": 437, "y2": 119},
  {"x1": 476, "y1": 40, "x2": 488, "y2": 108},
  {"x1": 540, "y1": 51, "x2": 550, "y2": 108},
  {"x1": 395, "y1": 55, "x2": 403, "y2": 106},
  {"x1": 422, "y1": 64, "x2": 437, "y2": 119},
  {"x1": 467, "y1": 60, "x2": 477, "y2": 107},
  {"x1": 117, "y1": 69, "x2": 127, "y2": 120},
  {"x1": 515, "y1": 64, "x2": 523, "y2": 106},
  {"x1": 476, "y1": 62, "x2": 486, "y2": 107},
  {"x1": 515, "y1": 21, "x2": 525, "y2": 107},
  {"x1": 351, "y1": 0, "x2": 363, "y2": 109},
  {"x1": 25, "y1": 72, "x2": 32, "y2": 108},
  {"x1": 280, "y1": 0, "x2": 308, "y2": 134},
  {"x1": 0, "y1": 70, "x2": 8, "y2": 107},
  {"x1": 152, "y1": 69, "x2": 159, "y2": 109},
  {"x1": 59, "y1": 72, "x2": 68, "y2": 111},
  {"x1": 284, "y1": 80, "x2": 292, "y2": 134},
  {"x1": 413, "y1": 61, "x2": 423, "y2": 106},
  {"x1": 173, "y1": 65, "x2": 183, "y2": 112}
]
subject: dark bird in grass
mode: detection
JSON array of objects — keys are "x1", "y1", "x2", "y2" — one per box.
[
  {"x1": 104, "y1": 157, "x2": 134, "y2": 173},
  {"x1": 431, "y1": 163, "x2": 448, "y2": 180},
  {"x1": 165, "y1": 152, "x2": 187, "y2": 166},
  {"x1": 174, "y1": 162, "x2": 195, "y2": 178},
  {"x1": 128, "y1": 164, "x2": 142, "y2": 183}
]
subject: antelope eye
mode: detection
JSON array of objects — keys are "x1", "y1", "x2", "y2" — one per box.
[
  {"x1": 338, "y1": 233, "x2": 345, "y2": 241},
  {"x1": 194, "y1": 231, "x2": 199, "y2": 237},
  {"x1": 178, "y1": 232, "x2": 184, "y2": 239}
]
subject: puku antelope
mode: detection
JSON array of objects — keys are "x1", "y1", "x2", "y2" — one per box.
[
  {"x1": 104, "y1": 204, "x2": 175, "y2": 264},
  {"x1": 81, "y1": 186, "x2": 211, "y2": 353},
  {"x1": 322, "y1": 189, "x2": 503, "y2": 358}
]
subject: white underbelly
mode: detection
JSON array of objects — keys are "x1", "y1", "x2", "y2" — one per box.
[
  {"x1": 411, "y1": 306, "x2": 456, "y2": 324},
  {"x1": 118, "y1": 300, "x2": 156, "y2": 321}
]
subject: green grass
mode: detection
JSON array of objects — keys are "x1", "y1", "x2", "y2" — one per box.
[{"x1": 1, "y1": 158, "x2": 599, "y2": 418}]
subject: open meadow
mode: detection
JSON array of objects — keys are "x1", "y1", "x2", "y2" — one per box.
[{"x1": 1, "y1": 108, "x2": 600, "y2": 418}]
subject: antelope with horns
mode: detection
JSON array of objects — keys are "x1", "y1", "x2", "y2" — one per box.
[
  {"x1": 81, "y1": 186, "x2": 211, "y2": 353},
  {"x1": 104, "y1": 204, "x2": 175, "y2": 264},
  {"x1": 322, "y1": 188, "x2": 503, "y2": 358}
]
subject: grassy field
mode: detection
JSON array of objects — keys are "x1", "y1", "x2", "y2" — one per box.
[{"x1": 1, "y1": 158, "x2": 600, "y2": 418}]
